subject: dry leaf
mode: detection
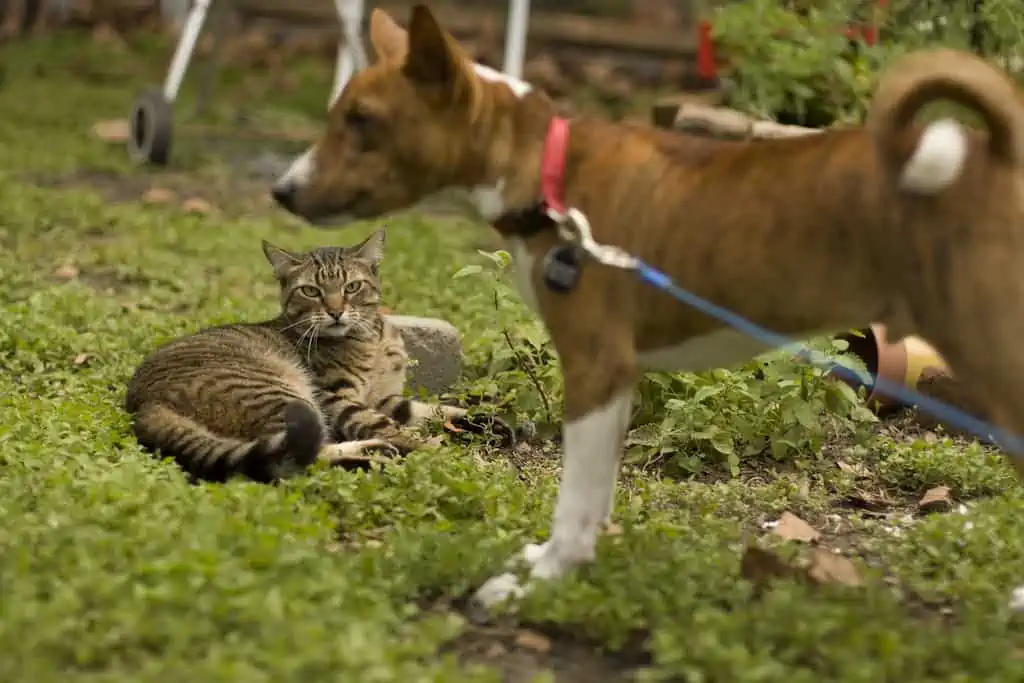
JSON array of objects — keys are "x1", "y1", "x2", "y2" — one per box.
[
  {"x1": 918, "y1": 486, "x2": 953, "y2": 514},
  {"x1": 54, "y1": 263, "x2": 79, "y2": 280},
  {"x1": 601, "y1": 522, "x2": 623, "y2": 537},
  {"x1": 806, "y1": 547, "x2": 863, "y2": 587},
  {"x1": 72, "y1": 353, "x2": 91, "y2": 366},
  {"x1": 836, "y1": 459, "x2": 869, "y2": 477},
  {"x1": 181, "y1": 197, "x2": 214, "y2": 214},
  {"x1": 90, "y1": 119, "x2": 130, "y2": 142},
  {"x1": 443, "y1": 421, "x2": 466, "y2": 434},
  {"x1": 771, "y1": 511, "x2": 821, "y2": 543},
  {"x1": 485, "y1": 642, "x2": 507, "y2": 658},
  {"x1": 142, "y1": 187, "x2": 176, "y2": 205},
  {"x1": 840, "y1": 490, "x2": 894, "y2": 512},
  {"x1": 514, "y1": 629, "x2": 551, "y2": 654}
]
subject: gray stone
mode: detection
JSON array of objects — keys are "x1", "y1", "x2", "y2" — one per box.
[{"x1": 386, "y1": 314, "x2": 463, "y2": 396}]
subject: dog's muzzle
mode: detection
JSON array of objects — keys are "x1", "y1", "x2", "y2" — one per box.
[{"x1": 271, "y1": 181, "x2": 299, "y2": 213}]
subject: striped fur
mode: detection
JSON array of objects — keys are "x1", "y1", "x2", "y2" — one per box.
[{"x1": 125, "y1": 228, "x2": 466, "y2": 482}]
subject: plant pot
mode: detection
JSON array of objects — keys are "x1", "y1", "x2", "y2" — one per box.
[{"x1": 833, "y1": 323, "x2": 952, "y2": 413}]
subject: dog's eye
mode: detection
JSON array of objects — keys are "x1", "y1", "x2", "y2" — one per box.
[
  {"x1": 344, "y1": 280, "x2": 363, "y2": 294},
  {"x1": 298, "y1": 285, "x2": 322, "y2": 298},
  {"x1": 345, "y1": 108, "x2": 373, "y2": 130}
]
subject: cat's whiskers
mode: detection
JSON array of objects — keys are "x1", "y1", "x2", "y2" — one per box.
[
  {"x1": 277, "y1": 318, "x2": 309, "y2": 334},
  {"x1": 294, "y1": 321, "x2": 317, "y2": 362},
  {"x1": 348, "y1": 312, "x2": 377, "y2": 340}
]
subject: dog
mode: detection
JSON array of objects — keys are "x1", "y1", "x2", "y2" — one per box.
[{"x1": 271, "y1": 4, "x2": 1024, "y2": 609}]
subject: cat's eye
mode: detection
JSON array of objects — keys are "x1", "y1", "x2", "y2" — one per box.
[
  {"x1": 297, "y1": 285, "x2": 322, "y2": 298},
  {"x1": 344, "y1": 281, "x2": 363, "y2": 294}
]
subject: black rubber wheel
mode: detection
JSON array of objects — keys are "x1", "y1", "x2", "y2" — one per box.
[{"x1": 128, "y1": 87, "x2": 173, "y2": 166}]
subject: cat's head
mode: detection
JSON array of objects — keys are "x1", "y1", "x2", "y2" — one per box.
[{"x1": 261, "y1": 228, "x2": 386, "y2": 340}]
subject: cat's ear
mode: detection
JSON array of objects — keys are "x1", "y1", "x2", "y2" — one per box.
[
  {"x1": 261, "y1": 240, "x2": 302, "y2": 277},
  {"x1": 352, "y1": 228, "x2": 386, "y2": 270}
]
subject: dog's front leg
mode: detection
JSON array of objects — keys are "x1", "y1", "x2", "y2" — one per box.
[{"x1": 473, "y1": 352, "x2": 636, "y2": 608}]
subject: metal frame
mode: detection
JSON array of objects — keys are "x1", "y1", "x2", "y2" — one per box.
[{"x1": 129, "y1": 0, "x2": 533, "y2": 165}]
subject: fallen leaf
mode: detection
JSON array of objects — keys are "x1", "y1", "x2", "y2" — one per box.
[
  {"x1": 770, "y1": 511, "x2": 821, "y2": 543},
  {"x1": 443, "y1": 421, "x2": 466, "y2": 433},
  {"x1": 514, "y1": 629, "x2": 551, "y2": 654},
  {"x1": 90, "y1": 119, "x2": 130, "y2": 142},
  {"x1": 836, "y1": 459, "x2": 869, "y2": 477},
  {"x1": 839, "y1": 490, "x2": 894, "y2": 512},
  {"x1": 142, "y1": 187, "x2": 176, "y2": 205},
  {"x1": 72, "y1": 353, "x2": 91, "y2": 366},
  {"x1": 806, "y1": 547, "x2": 863, "y2": 587},
  {"x1": 54, "y1": 263, "x2": 79, "y2": 280},
  {"x1": 601, "y1": 522, "x2": 623, "y2": 537},
  {"x1": 485, "y1": 642, "x2": 507, "y2": 658},
  {"x1": 918, "y1": 486, "x2": 953, "y2": 514},
  {"x1": 181, "y1": 197, "x2": 214, "y2": 214}
]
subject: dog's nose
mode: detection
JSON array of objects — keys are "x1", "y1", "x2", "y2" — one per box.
[{"x1": 271, "y1": 182, "x2": 297, "y2": 212}]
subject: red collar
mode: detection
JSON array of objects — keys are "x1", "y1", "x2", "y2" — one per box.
[{"x1": 539, "y1": 116, "x2": 570, "y2": 216}]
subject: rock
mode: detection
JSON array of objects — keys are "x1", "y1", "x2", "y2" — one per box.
[{"x1": 386, "y1": 315, "x2": 463, "y2": 395}]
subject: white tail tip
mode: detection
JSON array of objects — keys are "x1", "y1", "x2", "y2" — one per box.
[{"x1": 899, "y1": 119, "x2": 968, "y2": 194}]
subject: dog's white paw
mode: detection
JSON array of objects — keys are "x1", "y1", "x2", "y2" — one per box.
[
  {"x1": 521, "y1": 541, "x2": 548, "y2": 565},
  {"x1": 472, "y1": 538, "x2": 594, "y2": 610},
  {"x1": 1010, "y1": 584, "x2": 1024, "y2": 612},
  {"x1": 471, "y1": 541, "x2": 549, "y2": 609},
  {"x1": 473, "y1": 572, "x2": 527, "y2": 608}
]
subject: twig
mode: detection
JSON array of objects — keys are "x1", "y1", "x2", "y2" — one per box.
[{"x1": 500, "y1": 327, "x2": 553, "y2": 425}]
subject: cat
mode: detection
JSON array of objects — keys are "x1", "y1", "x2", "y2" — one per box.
[{"x1": 125, "y1": 228, "x2": 491, "y2": 483}]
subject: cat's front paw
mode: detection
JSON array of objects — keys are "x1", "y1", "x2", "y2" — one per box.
[{"x1": 318, "y1": 440, "x2": 400, "y2": 468}]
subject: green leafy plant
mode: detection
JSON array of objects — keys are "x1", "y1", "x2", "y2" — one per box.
[
  {"x1": 711, "y1": 0, "x2": 892, "y2": 126},
  {"x1": 629, "y1": 338, "x2": 878, "y2": 478},
  {"x1": 452, "y1": 250, "x2": 563, "y2": 434}
]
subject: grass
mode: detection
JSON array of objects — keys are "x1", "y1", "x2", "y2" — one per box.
[{"x1": 1, "y1": 27, "x2": 1024, "y2": 683}]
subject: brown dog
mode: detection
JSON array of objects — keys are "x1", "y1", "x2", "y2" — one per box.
[{"x1": 271, "y1": 5, "x2": 1024, "y2": 608}]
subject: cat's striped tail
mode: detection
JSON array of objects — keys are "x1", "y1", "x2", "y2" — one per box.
[{"x1": 131, "y1": 401, "x2": 324, "y2": 483}]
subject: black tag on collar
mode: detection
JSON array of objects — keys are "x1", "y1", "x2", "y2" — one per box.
[{"x1": 542, "y1": 244, "x2": 582, "y2": 293}]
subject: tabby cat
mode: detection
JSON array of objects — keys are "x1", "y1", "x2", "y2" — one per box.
[{"x1": 125, "y1": 228, "x2": 474, "y2": 483}]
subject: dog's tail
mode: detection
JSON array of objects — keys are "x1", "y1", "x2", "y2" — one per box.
[{"x1": 867, "y1": 48, "x2": 1024, "y2": 194}]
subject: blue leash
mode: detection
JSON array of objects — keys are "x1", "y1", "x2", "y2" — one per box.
[{"x1": 633, "y1": 261, "x2": 1024, "y2": 457}]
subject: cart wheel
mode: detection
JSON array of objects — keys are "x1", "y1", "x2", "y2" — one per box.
[{"x1": 128, "y1": 87, "x2": 173, "y2": 166}]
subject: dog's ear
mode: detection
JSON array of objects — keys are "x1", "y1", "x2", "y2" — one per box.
[
  {"x1": 369, "y1": 9, "x2": 408, "y2": 63},
  {"x1": 403, "y1": 4, "x2": 475, "y2": 100}
]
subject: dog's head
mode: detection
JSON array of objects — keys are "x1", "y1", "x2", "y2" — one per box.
[{"x1": 271, "y1": 5, "x2": 534, "y2": 226}]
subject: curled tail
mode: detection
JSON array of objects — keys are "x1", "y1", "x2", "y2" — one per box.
[
  {"x1": 131, "y1": 401, "x2": 324, "y2": 483},
  {"x1": 866, "y1": 48, "x2": 1024, "y2": 194}
]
